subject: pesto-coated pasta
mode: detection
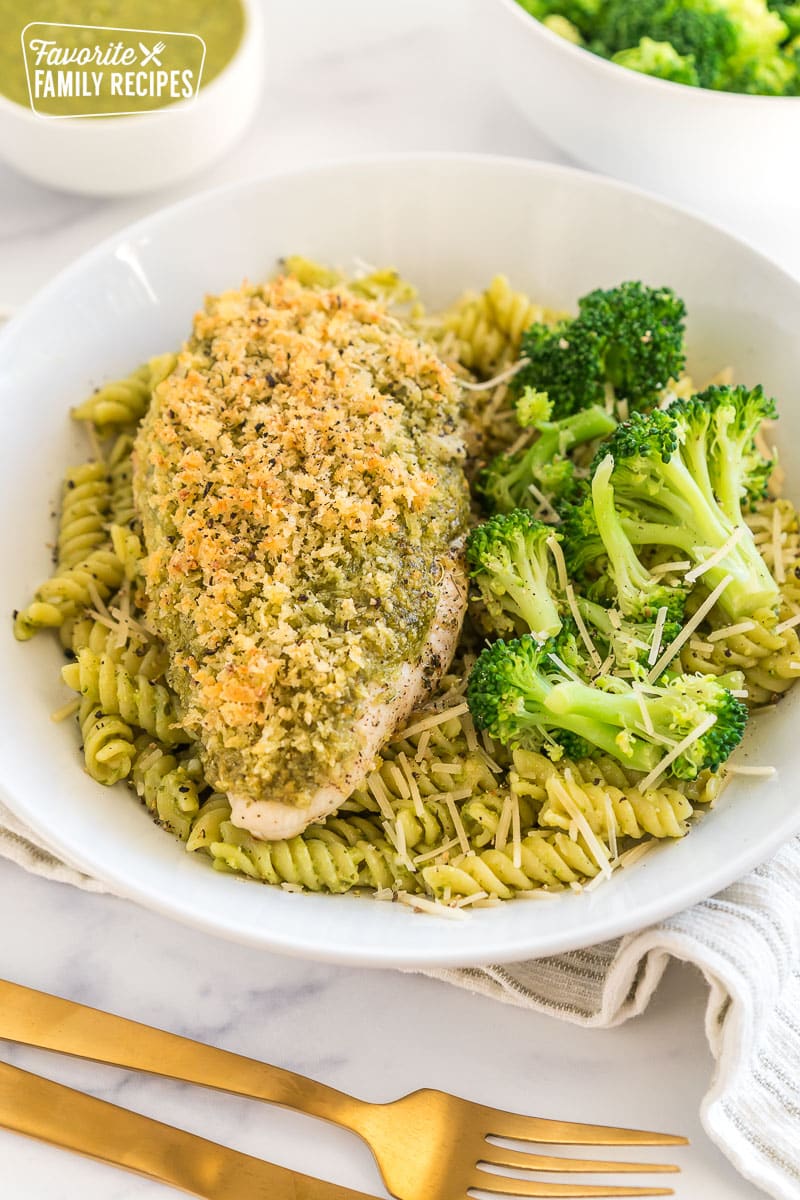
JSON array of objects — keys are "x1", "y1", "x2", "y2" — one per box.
[
  {"x1": 130, "y1": 738, "x2": 202, "y2": 840},
  {"x1": 14, "y1": 547, "x2": 124, "y2": 640},
  {"x1": 61, "y1": 646, "x2": 185, "y2": 744},
  {"x1": 78, "y1": 698, "x2": 135, "y2": 786},
  {"x1": 71, "y1": 354, "x2": 177, "y2": 431},
  {"x1": 57, "y1": 461, "x2": 112, "y2": 569}
]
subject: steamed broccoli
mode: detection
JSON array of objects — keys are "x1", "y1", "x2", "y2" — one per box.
[
  {"x1": 515, "y1": 282, "x2": 686, "y2": 417},
  {"x1": 477, "y1": 390, "x2": 617, "y2": 513},
  {"x1": 561, "y1": 486, "x2": 688, "y2": 621},
  {"x1": 517, "y1": 0, "x2": 800, "y2": 95},
  {"x1": 672, "y1": 384, "x2": 777, "y2": 513},
  {"x1": 590, "y1": 399, "x2": 779, "y2": 622},
  {"x1": 596, "y1": 0, "x2": 738, "y2": 86},
  {"x1": 612, "y1": 36, "x2": 701, "y2": 82},
  {"x1": 576, "y1": 596, "x2": 683, "y2": 668},
  {"x1": 466, "y1": 511, "x2": 563, "y2": 638},
  {"x1": 467, "y1": 634, "x2": 748, "y2": 778}
]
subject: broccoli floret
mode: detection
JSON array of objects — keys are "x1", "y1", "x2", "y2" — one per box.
[
  {"x1": 612, "y1": 36, "x2": 701, "y2": 82},
  {"x1": 671, "y1": 384, "x2": 777, "y2": 514},
  {"x1": 725, "y1": 46, "x2": 797, "y2": 90},
  {"x1": 592, "y1": 403, "x2": 780, "y2": 621},
  {"x1": 516, "y1": 282, "x2": 686, "y2": 417},
  {"x1": 719, "y1": 0, "x2": 788, "y2": 60},
  {"x1": 543, "y1": 13, "x2": 584, "y2": 41},
  {"x1": 769, "y1": 2, "x2": 800, "y2": 37},
  {"x1": 596, "y1": 1, "x2": 738, "y2": 87},
  {"x1": 576, "y1": 282, "x2": 687, "y2": 408},
  {"x1": 514, "y1": 387, "x2": 553, "y2": 428},
  {"x1": 516, "y1": 320, "x2": 608, "y2": 417},
  {"x1": 477, "y1": 400, "x2": 617, "y2": 514},
  {"x1": 561, "y1": 477, "x2": 688, "y2": 620},
  {"x1": 517, "y1": 0, "x2": 601, "y2": 31},
  {"x1": 467, "y1": 635, "x2": 747, "y2": 777},
  {"x1": 466, "y1": 511, "x2": 563, "y2": 639},
  {"x1": 576, "y1": 596, "x2": 683, "y2": 667}
]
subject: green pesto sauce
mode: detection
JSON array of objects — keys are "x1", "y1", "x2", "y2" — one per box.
[{"x1": 0, "y1": 0, "x2": 244, "y2": 115}]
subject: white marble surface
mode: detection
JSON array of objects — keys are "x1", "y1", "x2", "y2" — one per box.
[{"x1": 0, "y1": 1, "x2": 789, "y2": 1196}]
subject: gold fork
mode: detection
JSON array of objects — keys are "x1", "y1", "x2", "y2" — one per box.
[{"x1": 0, "y1": 979, "x2": 685, "y2": 1199}]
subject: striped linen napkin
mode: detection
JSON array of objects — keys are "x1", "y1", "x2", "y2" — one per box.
[{"x1": 0, "y1": 798, "x2": 797, "y2": 1200}]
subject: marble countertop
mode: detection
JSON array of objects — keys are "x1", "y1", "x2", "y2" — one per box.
[{"x1": 0, "y1": 2, "x2": 787, "y2": 1195}]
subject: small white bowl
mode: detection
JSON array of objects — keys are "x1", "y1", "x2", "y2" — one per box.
[
  {"x1": 479, "y1": 0, "x2": 800, "y2": 213},
  {"x1": 0, "y1": 0, "x2": 263, "y2": 197}
]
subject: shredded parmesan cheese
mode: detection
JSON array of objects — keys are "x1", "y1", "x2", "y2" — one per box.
[
  {"x1": 775, "y1": 612, "x2": 800, "y2": 635},
  {"x1": 684, "y1": 527, "x2": 745, "y2": 585},
  {"x1": 722, "y1": 764, "x2": 776, "y2": 778},
  {"x1": 707, "y1": 620, "x2": 756, "y2": 643},
  {"x1": 637, "y1": 713, "x2": 717, "y2": 792},
  {"x1": 50, "y1": 697, "x2": 81, "y2": 723},
  {"x1": 647, "y1": 606, "x2": 669, "y2": 667},
  {"x1": 650, "y1": 560, "x2": 691, "y2": 577},
  {"x1": 566, "y1": 583, "x2": 603, "y2": 672},
  {"x1": 396, "y1": 891, "x2": 469, "y2": 920},
  {"x1": 458, "y1": 358, "x2": 529, "y2": 392},
  {"x1": 549, "y1": 774, "x2": 612, "y2": 878},
  {"x1": 648, "y1": 575, "x2": 733, "y2": 682},
  {"x1": 392, "y1": 703, "x2": 469, "y2": 741}
]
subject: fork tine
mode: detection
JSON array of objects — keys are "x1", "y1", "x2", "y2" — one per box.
[
  {"x1": 480, "y1": 1146, "x2": 679, "y2": 1174},
  {"x1": 482, "y1": 1110, "x2": 688, "y2": 1147},
  {"x1": 469, "y1": 1175, "x2": 674, "y2": 1197}
]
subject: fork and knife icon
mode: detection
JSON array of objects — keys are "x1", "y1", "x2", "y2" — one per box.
[{"x1": 138, "y1": 40, "x2": 167, "y2": 66}]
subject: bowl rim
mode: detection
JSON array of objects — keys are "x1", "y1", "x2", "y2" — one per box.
[
  {"x1": 0, "y1": 0, "x2": 261, "y2": 128},
  {"x1": 494, "y1": 0, "x2": 800, "y2": 105},
  {"x1": 2, "y1": 151, "x2": 800, "y2": 968}
]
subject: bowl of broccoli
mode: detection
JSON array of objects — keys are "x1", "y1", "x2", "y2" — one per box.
[{"x1": 480, "y1": 0, "x2": 800, "y2": 212}]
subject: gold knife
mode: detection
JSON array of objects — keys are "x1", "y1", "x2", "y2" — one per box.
[
  {"x1": 0, "y1": 978, "x2": 351, "y2": 1123},
  {"x1": 0, "y1": 1057, "x2": 376, "y2": 1200}
]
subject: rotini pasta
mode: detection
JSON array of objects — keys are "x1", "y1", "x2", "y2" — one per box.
[
  {"x1": 71, "y1": 353, "x2": 177, "y2": 431},
  {"x1": 61, "y1": 646, "x2": 185, "y2": 745},
  {"x1": 438, "y1": 274, "x2": 553, "y2": 379},
  {"x1": 56, "y1": 461, "x2": 112, "y2": 569},
  {"x1": 14, "y1": 547, "x2": 124, "y2": 640},
  {"x1": 78, "y1": 698, "x2": 135, "y2": 786},
  {"x1": 130, "y1": 738, "x2": 202, "y2": 840}
]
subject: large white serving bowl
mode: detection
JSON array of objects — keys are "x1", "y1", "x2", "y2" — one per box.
[
  {"x1": 1, "y1": 155, "x2": 799, "y2": 968},
  {"x1": 479, "y1": 0, "x2": 800, "y2": 213}
]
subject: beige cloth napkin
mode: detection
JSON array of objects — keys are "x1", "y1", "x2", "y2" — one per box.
[{"x1": 1, "y1": 798, "x2": 797, "y2": 1200}]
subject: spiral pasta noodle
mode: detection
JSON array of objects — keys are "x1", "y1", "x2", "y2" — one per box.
[
  {"x1": 438, "y1": 275, "x2": 553, "y2": 378},
  {"x1": 108, "y1": 434, "x2": 138, "y2": 529},
  {"x1": 61, "y1": 647, "x2": 185, "y2": 745},
  {"x1": 61, "y1": 611, "x2": 167, "y2": 681},
  {"x1": 78, "y1": 698, "x2": 135, "y2": 786},
  {"x1": 57, "y1": 461, "x2": 112, "y2": 569},
  {"x1": 71, "y1": 353, "x2": 177, "y2": 431},
  {"x1": 14, "y1": 547, "x2": 124, "y2": 640},
  {"x1": 130, "y1": 738, "x2": 203, "y2": 840}
]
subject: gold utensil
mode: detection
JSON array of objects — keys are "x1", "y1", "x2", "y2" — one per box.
[
  {"x1": 0, "y1": 978, "x2": 685, "y2": 1199},
  {"x1": 0, "y1": 1057, "x2": 375, "y2": 1200}
]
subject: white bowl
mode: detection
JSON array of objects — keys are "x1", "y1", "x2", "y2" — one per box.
[
  {"x1": 479, "y1": 0, "x2": 800, "y2": 214},
  {"x1": 1, "y1": 155, "x2": 799, "y2": 968},
  {"x1": 0, "y1": 0, "x2": 263, "y2": 197}
]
